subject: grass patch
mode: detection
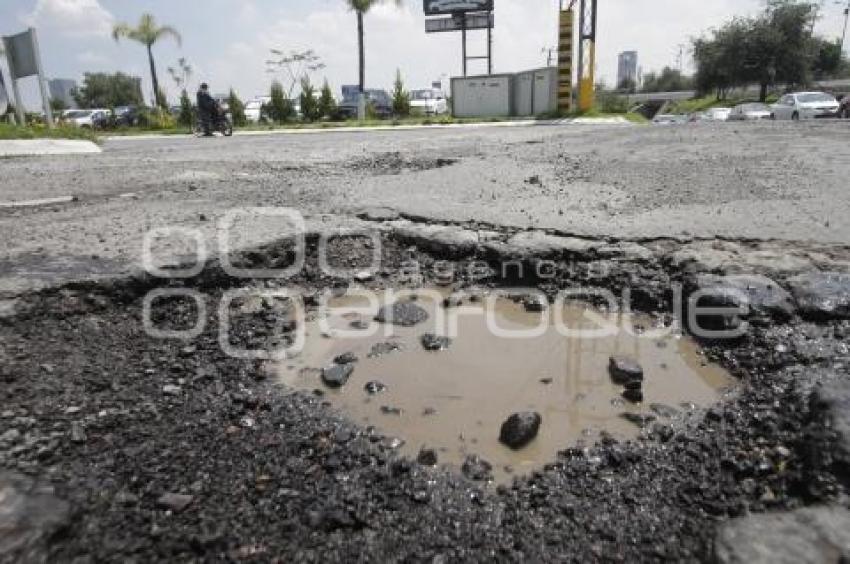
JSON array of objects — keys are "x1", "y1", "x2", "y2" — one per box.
[{"x1": 0, "y1": 123, "x2": 98, "y2": 142}]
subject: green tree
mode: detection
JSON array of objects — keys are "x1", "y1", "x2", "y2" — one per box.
[
  {"x1": 178, "y1": 89, "x2": 193, "y2": 126},
  {"x1": 265, "y1": 81, "x2": 294, "y2": 124},
  {"x1": 391, "y1": 69, "x2": 410, "y2": 117},
  {"x1": 228, "y1": 89, "x2": 247, "y2": 126},
  {"x1": 112, "y1": 13, "x2": 182, "y2": 109},
  {"x1": 345, "y1": 0, "x2": 402, "y2": 113},
  {"x1": 640, "y1": 67, "x2": 692, "y2": 93},
  {"x1": 299, "y1": 77, "x2": 320, "y2": 122},
  {"x1": 692, "y1": 0, "x2": 825, "y2": 101},
  {"x1": 49, "y1": 98, "x2": 68, "y2": 113},
  {"x1": 73, "y1": 73, "x2": 145, "y2": 108},
  {"x1": 318, "y1": 79, "x2": 337, "y2": 120}
]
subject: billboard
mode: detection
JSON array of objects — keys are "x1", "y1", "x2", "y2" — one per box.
[
  {"x1": 425, "y1": 12, "x2": 493, "y2": 33},
  {"x1": 424, "y1": 0, "x2": 493, "y2": 16}
]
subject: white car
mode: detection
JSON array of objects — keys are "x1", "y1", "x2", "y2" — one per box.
[
  {"x1": 728, "y1": 103, "x2": 772, "y2": 121},
  {"x1": 771, "y1": 92, "x2": 840, "y2": 120},
  {"x1": 62, "y1": 109, "x2": 110, "y2": 129},
  {"x1": 410, "y1": 89, "x2": 448, "y2": 116},
  {"x1": 702, "y1": 107, "x2": 731, "y2": 122},
  {"x1": 244, "y1": 97, "x2": 271, "y2": 124}
]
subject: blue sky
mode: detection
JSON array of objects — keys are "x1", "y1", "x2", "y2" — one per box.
[{"x1": 2, "y1": 0, "x2": 848, "y2": 109}]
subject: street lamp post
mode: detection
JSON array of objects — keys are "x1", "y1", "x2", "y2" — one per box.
[{"x1": 840, "y1": 0, "x2": 850, "y2": 55}]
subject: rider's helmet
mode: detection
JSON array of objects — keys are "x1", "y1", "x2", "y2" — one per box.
[{"x1": 200, "y1": 83, "x2": 209, "y2": 91}]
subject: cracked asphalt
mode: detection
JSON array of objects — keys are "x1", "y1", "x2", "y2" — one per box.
[
  {"x1": 2, "y1": 120, "x2": 850, "y2": 562},
  {"x1": 2, "y1": 120, "x2": 849, "y2": 297}
]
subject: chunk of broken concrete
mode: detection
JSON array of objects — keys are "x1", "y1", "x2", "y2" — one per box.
[
  {"x1": 788, "y1": 271, "x2": 850, "y2": 321},
  {"x1": 322, "y1": 364, "x2": 355, "y2": 388},
  {"x1": 715, "y1": 506, "x2": 850, "y2": 564},
  {"x1": 421, "y1": 333, "x2": 452, "y2": 351},
  {"x1": 375, "y1": 302, "x2": 429, "y2": 327},
  {"x1": 692, "y1": 274, "x2": 796, "y2": 324},
  {"x1": 609, "y1": 356, "x2": 644, "y2": 384}
]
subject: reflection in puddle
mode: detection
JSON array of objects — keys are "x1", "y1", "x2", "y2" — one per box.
[{"x1": 276, "y1": 290, "x2": 733, "y2": 482}]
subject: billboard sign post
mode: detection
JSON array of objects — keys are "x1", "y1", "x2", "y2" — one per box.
[
  {"x1": 0, "y1": 69, "x2": 8, "y2": 118},
  {"x1": 423, "y1": 1, "x2": 494, "y2": 77},
  {"x1": 2, "y1": 28, "x2": 54, "y2": 128}
]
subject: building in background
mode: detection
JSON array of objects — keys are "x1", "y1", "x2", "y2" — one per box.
[
  {"x1": 48, "y1": 78, "x2": 78, "y2": 109},
  {"x1": 617, "y1": 51, "x2": 639, "y2": 90}
]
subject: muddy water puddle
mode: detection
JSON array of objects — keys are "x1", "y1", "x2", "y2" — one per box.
[{"x1": 277, "y1": 290, "x2": 733, "y2": 482}]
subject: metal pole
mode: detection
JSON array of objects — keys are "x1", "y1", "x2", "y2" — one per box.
[
  {"x1": 30, "y1": 28, "x2": 53, "y2": 128},
  {"x1": 841, "y1": 4, "x2": 849, "y2": 55},
  {"x1": 487, "y1": 11, "x2": 493, "y2": 75},
  {"x1": 462, "y1": 15, "x2": 467, "y2": 77}
]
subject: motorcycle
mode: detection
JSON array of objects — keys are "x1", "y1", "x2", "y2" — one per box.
[{"x1": 194, "y1": 106, "x2": 233, "y2": 137}]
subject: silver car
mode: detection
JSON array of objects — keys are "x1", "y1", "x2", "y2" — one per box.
[
  {"x1": 771, "y1": 92, "x2": 840, "y2": 120},
  {"x1": 728, "y1": 103, "x2": 772, "y2": 121}
]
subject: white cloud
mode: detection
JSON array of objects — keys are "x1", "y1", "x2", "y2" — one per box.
[{"x1": 23, "y1": 0, "x2": 114, "y2": 38}]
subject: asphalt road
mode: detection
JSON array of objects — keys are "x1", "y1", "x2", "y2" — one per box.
[{"x1": 1, "y1": 119, "x2": 849, "y2": 296}]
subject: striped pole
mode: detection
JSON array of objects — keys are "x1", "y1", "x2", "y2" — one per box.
[{"x1": 558, "y1": 9, "x2": 574, "y2": 114}]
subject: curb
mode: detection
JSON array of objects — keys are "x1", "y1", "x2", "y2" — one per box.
[
  {"x1": 0, "y1": 140, "x2": 102, "y2": 157},
  {"x1": 102, "y1": 117, "x2": 634, "y2": 142}
]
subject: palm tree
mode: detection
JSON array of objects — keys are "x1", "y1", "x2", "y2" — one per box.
[
  {"x1": 112, "y1": 14, "x2": 182, "y2": 109},
  {"x1": 346, "y1": 0, "x2": 401, "y2": 115}
]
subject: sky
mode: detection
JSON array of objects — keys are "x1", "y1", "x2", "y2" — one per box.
[{"x1": 2, "y1": 0, "x2": 849, "y2": 109}]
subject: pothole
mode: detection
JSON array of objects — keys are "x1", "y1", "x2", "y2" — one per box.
[{"x1": 277, "y1": 289, "x2": 734, "y2": 482}]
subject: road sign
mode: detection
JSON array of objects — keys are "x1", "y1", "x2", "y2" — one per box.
[
  {"x1": 3, "y1": 30, "x2": 39, "y2": 80},
  {"x1": 424, "y1": 0, "x2": 493, "y2": 16},
  {"x1": 425, "y1": 12, "x2": 494, "y2": 33},
  {"x1": 2, "y1": 28, "x2": 53, "y2": 127}
]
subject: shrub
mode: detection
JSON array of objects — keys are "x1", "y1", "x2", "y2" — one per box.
[
  {"x1": 318, "y1": 80, "x2": 336, "y2": 120},
  {"x1": 391, "y1": 69, "x2": 410, "y2": 117},
  {"x1": 138, "y1": 108, "x2": 176, "y2": 130},
  {"x1": 228, "y1": 89, "x2": 246, "y2": 127},
  {"x1": 299, "y1": 77, "x2": 320, "y2": 122},
  {"x1": 265, "y1": 81, "x2": 294, "y2": 124}
]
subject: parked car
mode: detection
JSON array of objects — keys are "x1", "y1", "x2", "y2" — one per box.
[
  {"x1": 702, "y1": 107, "x2": 732, "y2": 122},
  {"x1": 338, "y1": 89, "x2": 393, "y2": 119},
  {"x1": 771, "y1": 92, "x2": 840, "y2": 120},
  {"x1": 62, "y1": 109, "x2": 111, "y2": 129},
  {"x1": 244, "y1": 97, "x2": 271, "y2": 124},
  {"x1": 410, "y1": 89, "x2": 448, "y2": 116},
  {"x1": 728, "y1": 103, "x2": 772, "y2": 121},
  {"x1": 113, "y1": 106, "x2": 141, "y2": 127},
  {"x1": 837, "y1": 94, "x2": 850, "y2": 119},
  {"x1": 652, "y1": 114, "x2": 688, "y2": 125}
]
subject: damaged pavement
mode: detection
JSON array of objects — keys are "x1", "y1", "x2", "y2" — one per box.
[{"x1": 1, "y1": 122, "x2": 850, "y2": 561}]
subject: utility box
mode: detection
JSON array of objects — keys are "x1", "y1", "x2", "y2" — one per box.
[
  {"x1": 514, "y1": 67, "x2": 558, "y2": 117},
  {"x1": 451, "y1": 74, "x2": 513, "y2": 118},
  {"x1": 451, "y1": 67, "x2": 559, "y2": 118}
]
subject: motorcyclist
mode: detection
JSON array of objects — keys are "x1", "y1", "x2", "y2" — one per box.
[{"x1": 196, "y1": 83, "x2": 218, "y2": 136}]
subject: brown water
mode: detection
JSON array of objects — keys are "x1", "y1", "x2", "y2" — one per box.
[{"x1": 276, "y1": 290, "x2": 733, "y2": 482}]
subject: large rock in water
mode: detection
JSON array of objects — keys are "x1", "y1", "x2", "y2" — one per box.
[
  {"x1": 0, "y1": 472, "x2": 70, "y2": 562},
  {"x1": 692, "y1": 274, "x2": 796, "y2": 324},
  {"x1": 322, "y1": 363, "x2": 354, "y2": 388},
  {"x1": 714, "y1": 506, "x2": 850, "y2": 564},
  {"x1": 608, "y1": 356, "x2": 644, "y2": 384},
  {"x1": 499, "y1": 412, "x2": 542, "y2": 449},
  {"x1": 375, "y1": 302, "x2": 429, "y2": 327},
  {"x1": 788, "y1": 272, "x2": 850, "y2": 320}
]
